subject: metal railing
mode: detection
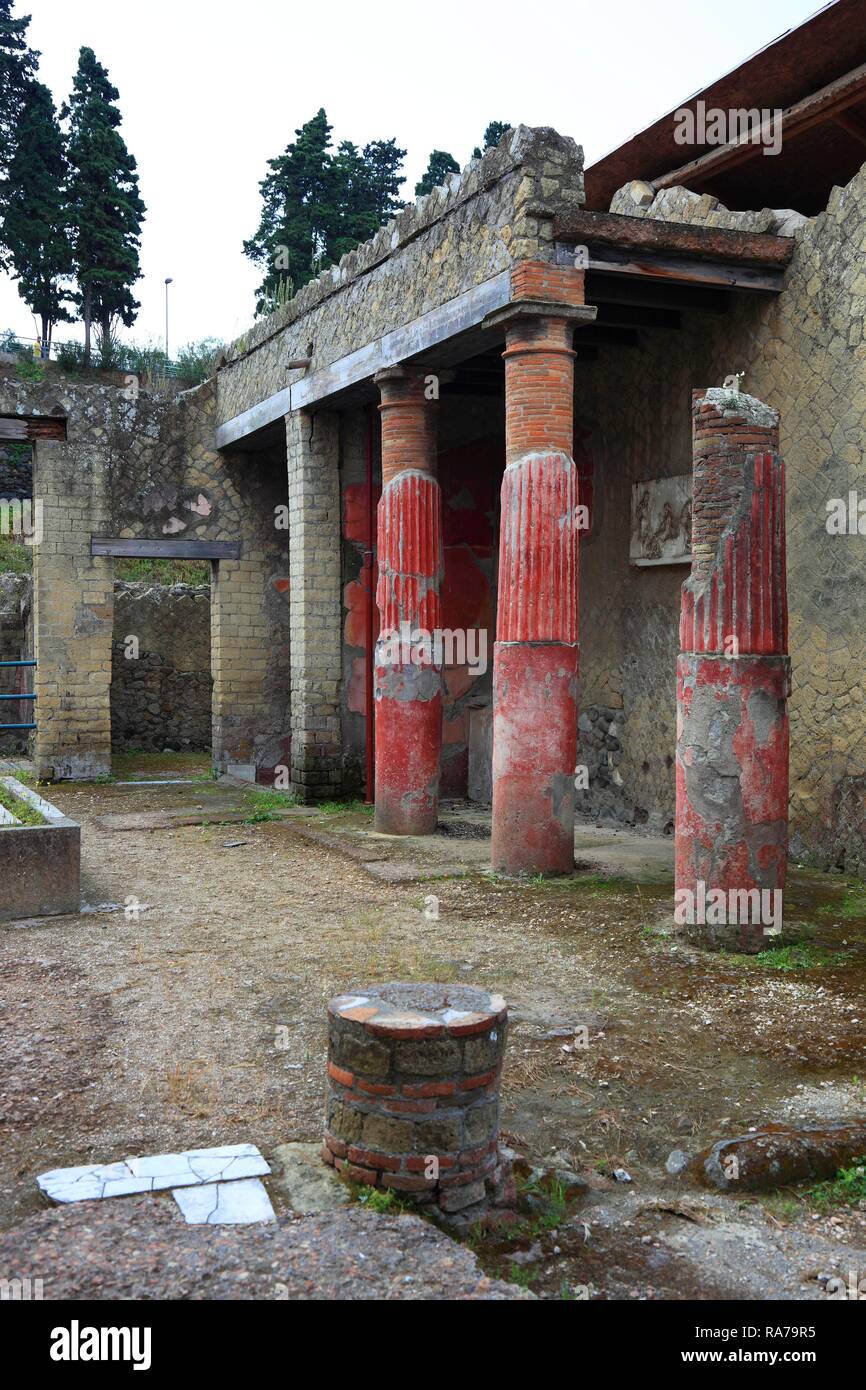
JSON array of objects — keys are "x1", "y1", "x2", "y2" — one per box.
[
  {"x1": 0, "y1": 335, "x2": 184, "y2": 377},
  {"x1": 0, "y1": 659, "x2": 36, "y2": 731}
]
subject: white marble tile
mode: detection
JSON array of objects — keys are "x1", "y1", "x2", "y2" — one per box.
[
  {"x1": 172, "y1": 1178, "x2": 276, "y2": 1225},
  {"x1": 38, "y1": 1144, "x2": 270, "y2": 1204}
]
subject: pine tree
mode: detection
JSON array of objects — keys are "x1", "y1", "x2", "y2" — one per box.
[
  {"x1": 330, "y1": 140, "x2": 378, "y2": 257},
  {"x1": 64, "y1": 47, "x2": 145, "y2": 364},
  {"x1": 0, "y1": 0, "x2": 38, "y2": 270},
  {"x1": 483, "y1": 121, "x2": 512, "y2": 150},
  {"x1": 414, "y1": 150, "x2": 460, "y2": 197},
  {"x1": 361, "y1": 138, "x2": 406, "y2": 222},
  {"x1": 4, "y1": 80, "x2": 73, "y2": 353},
  {"x1": 245, "y1": 113, "x2": 405, "y2": 314},
  {"x1": 244, "y1": 109, "x2": 337, "y2": 312}
]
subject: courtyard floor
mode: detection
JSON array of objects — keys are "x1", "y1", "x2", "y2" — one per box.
[{"x1": 2, "y1": 754, "x2": 866, "y2": 1299}]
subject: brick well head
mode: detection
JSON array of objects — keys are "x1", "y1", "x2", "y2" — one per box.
[{"x1": 324, "y1": 982, "x2": 508, "y2": 1222}]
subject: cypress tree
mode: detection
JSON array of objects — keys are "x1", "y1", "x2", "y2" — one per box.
[
  {"x1": 4, "y1": 79, "x2": 73, "y2": 353},
  {"x1": 0, "y1": 0, "x2": 38, "y2": 271},
  {"x1": 244, "y1": 108, "x2": 336, "y2": 312},
  {"x1": 64, "y1": 47, "x2": 145, "y2": 364},
  {"x1": 414, "y1": 150, "x2": 460, "y2": 197}
]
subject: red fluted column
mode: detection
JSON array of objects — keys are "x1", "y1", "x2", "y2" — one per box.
[
  {"x1": 373, "y1": 367, "x2": 442, "y2": 835},
  {"x1": 676, "y1": 388, "x2": 790, "y2": 951},
  {"x1": 488, "y1": 262, "x2": 595, "y2": 875}
]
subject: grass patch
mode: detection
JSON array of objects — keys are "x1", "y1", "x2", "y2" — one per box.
[
  {"x1": 243, "y1": 787, "x2": 299, "y2": 822},
  {"x1": 506, "y1": 1263, "x2": 534, "y2": 1290},
  {"x1": 0, "y1": 782, "x2": 45, "y2": 825},
  {"x1": 0, "y1": 535, "x2": 32, "y2": 573},
  {"x1": 516, "y1": 871, "x2": 630, "y2": 895},
  {"x1": 111, "y1": 749, "x2": 213, "y2": 780},
  {"x1": 719, "y1": 941, "x2": 851, "y2": 972},
  {"x1": 114, "y1": 556, "x2": 211, "y2": 585},
  {"x1": 351, "y1": 1183, "x2": 413, "y2": 1215},
  {"x1": 804, "y1": 1159, "x2": 866, "y2": 1213},
  {"x1": 317, "y1": 799, "x2": 373, "y2": 817},
  {"x1": 818, "y1": 882, "x2": 866, "y2": 922}
]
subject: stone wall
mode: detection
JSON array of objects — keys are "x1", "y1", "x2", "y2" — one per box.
[
  {"x1": 0, "y1": 367, "x2": 291, "y2": 782},
  {"x1": 0, "y1": 444, "x2": 33, "y2": 500},
  {"x1": 110, "y1": 583, "x2": 212, "y2": 751},
  {"x1": 576, "y1": 159, "x2": 866, "y2": 869}
]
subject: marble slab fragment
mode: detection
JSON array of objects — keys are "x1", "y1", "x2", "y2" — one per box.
[
  {"x1": 172, "y1": 1178, "x2": 276, "y2": 1225},
  {"x1": 38, "y1": 1143, "x2": 270, "y2": 1204}
]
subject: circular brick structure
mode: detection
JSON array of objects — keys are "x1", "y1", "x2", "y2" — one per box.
[{"x1": 323, "y1": 983, "x2": 509, "y2": 1222}]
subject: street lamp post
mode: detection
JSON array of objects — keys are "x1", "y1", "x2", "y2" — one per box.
[{"x1": 164, "y1": 277, "x2": 173, "y2": 362}]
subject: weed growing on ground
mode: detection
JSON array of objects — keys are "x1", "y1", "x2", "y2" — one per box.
[
  {"x1": 804, "y1": 1160, "x2": 866, "y2": 1212},
  {"x1": 718, "y1": 942, "x2": 851, "y2": 971},
  {"x1": 243, "y1": 788, "x2": 299, "y2": 822},
  {"x1": 0, "y1": 782, "x2": 45, "y2": 825}
]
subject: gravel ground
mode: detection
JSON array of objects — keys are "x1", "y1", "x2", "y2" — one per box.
[
  {"x1": 0, "y1": 1198, "x2": 528, "y2": 1300},
  {"x1": 2, "y1": 774, "x2": 866, "y2": 1299}
]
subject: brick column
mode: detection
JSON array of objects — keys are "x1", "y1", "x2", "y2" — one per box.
[
  {"x1": 285, "y1": 408, "x2": 342, "y2": 800},
  {"x1": 487, "y1": 263, "x2": 595, "y2": 875},
  {"x1": 373, "y1": 367, "x2": 442, "y2": 835},
  {"x1": 676, "y1": 388, "x2": 790, "y2": 951}
]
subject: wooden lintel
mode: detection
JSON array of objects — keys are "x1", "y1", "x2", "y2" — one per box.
[
  {"x1": 0, "y1": 414, "x2": 66, "y2": 442},
  {"x1": 651, "y1": 60, "x2": 866, "y2": 191},
  {"x1": 553, "y1": 211, "x2": 793, "y2": 268},
  {"x1": 91, "y1": 537, "x2": 241, "y2": 560},
  {"x1": 216, "y1": 270, "x2": 512, "y2": 449},
  {"x1": 586, "y1": 248, "x2": 784, "y2": 293}
]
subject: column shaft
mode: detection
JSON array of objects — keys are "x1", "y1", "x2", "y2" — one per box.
[
  {"x1": 492, "y1": 298, "x2": 581, "y2": 875},
  {"x1": 374, "y1": 369, "x2": 442, "y2": 835},
  {"x1": 676, "y1": 389, "x2": 790, "y2": 951}
]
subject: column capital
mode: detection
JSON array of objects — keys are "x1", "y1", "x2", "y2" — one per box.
[{"x1": 482, "y1": 299, "x2": 597, "y2": 333}]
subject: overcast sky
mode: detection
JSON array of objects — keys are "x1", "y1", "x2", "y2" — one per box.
[{"x1": 0, "y1": 0, "x2": 821, "y2": 354}]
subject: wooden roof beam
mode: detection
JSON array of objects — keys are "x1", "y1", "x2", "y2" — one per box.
[
  {"x1": 553, "y1": 210, "x2": 794, "y2": 268},
  {"x1": 650, "y1": 60, "x2": 866, "y2": 191}
]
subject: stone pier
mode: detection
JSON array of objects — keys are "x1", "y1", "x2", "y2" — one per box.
[{"x1": 676, "y1": 388, "x2": 790, "y2": 951}]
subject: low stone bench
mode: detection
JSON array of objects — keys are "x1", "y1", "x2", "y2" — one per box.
[{"x1": 0, "y1": 776, "x2": 80, "y2": 922}]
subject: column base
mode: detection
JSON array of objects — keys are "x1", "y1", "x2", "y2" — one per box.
[
  {"x1": 491, "y1": 641, "x2": 578, "y2": 876},
  {"x1": 374, "y1": 662, "x2": 442, "y2": 836}
]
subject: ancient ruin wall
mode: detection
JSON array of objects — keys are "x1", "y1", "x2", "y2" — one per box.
[
  {"x1": 111, "y1": 583, "x2": 212, "y2": 752},
  {"x1": 216, "y1": 126, "x2": 586, "y2": 426},
  {"x1": 0, "y1": 368, "x2": 291, "y2": 780},
  {"x1": 578, "y1": 160, "x2": 866, "y2": 869}
]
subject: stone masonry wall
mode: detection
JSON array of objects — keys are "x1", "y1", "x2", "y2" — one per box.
[
  {"x1": 577, "y1": 159, "x2": 866, "y2": 869},
  {"x1": 110, "y1": 582, "x2": 212, "y2": 751},
  {"x1": 0, "y1": 444, "x2": 33, "y2": 500},
  {"x1": 0, "y1": 367, "x2": 290, "y2": 781}
]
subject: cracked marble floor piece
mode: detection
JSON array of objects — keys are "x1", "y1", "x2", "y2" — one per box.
[
  {"x1": 172, "y1": 1179, "x2": 276, "y2": 1225},
  {"x1": 37, "y1": 1143, "x2": 270, "y2": 1204}
]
